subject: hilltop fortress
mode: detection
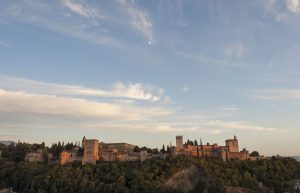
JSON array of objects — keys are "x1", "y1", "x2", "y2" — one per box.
[
  {"x1": 59, "y1": 135, "x2": 249, "y2": 165},
  {"x1": 25, "y1": 135, "x2": 250, "y2": 165}
]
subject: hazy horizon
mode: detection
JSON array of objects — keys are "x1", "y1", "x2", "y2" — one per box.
[{"x1": 1, "y1": 0, "x2": 300, "y2": 156}]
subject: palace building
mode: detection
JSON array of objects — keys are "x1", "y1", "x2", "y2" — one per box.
[
  {"x1": 25, "y1": 149, "x2": 44, "y2": 162},
  {"x1": 172, "y1": 135, "x2": 249, "y2": 161},
  {"x1": 99, "y1": 142, "x2": 135, "y2": 161},
  {"x1": 59, "y1": 137, "x2": 143, "y2": 165},
  {"x1": 59, "y1": 148, "x2": 83, "y2": 165}
]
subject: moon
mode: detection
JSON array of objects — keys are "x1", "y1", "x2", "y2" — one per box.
[{"x1": 148, "y1": 41, "x2": 151, "y2": 45}]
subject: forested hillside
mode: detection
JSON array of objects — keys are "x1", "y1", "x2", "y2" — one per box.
[
  {"x1": 198, "y1": 157, "x2": 300, "y2": 193},
  {"x1": 0, "y1": 156, "x2": 190, "y2": 193},
  {"x1": 0, "y1": 143, "x2": 300, "y2": 193}
]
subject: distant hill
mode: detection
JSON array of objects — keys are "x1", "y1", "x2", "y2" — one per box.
[{"x1": 0, "y1": 141, "x2": 16, "y2": 146}]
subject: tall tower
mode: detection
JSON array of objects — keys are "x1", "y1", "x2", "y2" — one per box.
[
  {"x1": 82, "y1": 139, "x2": 99, "y2": 165},
  {"x1": 176, "y1": 136, "x2": 183, "y2": 149},
  {"x1": 225, "y1": 135, "x2": 239, "y2": 153}
]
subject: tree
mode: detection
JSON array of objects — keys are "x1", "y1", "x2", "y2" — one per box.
[
  {"x1": 166, "y1": 145, "x2": 170, "y2": 153},
  {"x1": 250, "y1": 151, "x2": 260, "y2": 157},
  {"x1": 194, "y1": 140, "x2": 198, "y2": 146},
  {"x1": 186, "y1": 139, "x2": 194, "y2": 146},
  {"x1": 133, "y1": 146, "x2": 140, "y2": 152},
  {"x1": 160, "y1": 145, "x2": 166, "y2": 153},
  {"x1": 65, "y1": 142, "x2": 75, "y2": 150},
  {"x1": 140, "y1": 146, "x2": 148, "y2": 151},
  {"x1": 152, "y1": 148, "x2": 159, "y2": 154}
]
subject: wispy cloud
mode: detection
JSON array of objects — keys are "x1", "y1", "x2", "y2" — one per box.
[
  {"x1": 249, "y1": 88, "x2": 300, "y2": 102},
  {"x1": 0, "y1": 75, "x2": 284, "y2": 138},
  {"x1": 150, "y1": 125, "x2": 197, "y2": 133},
  {"x1": 287, "y1": 70, "x2": 300, "y2": 75},
  {"x1": 117, "y1": 0, "x2": 154, "y2": 42},
  {"x1": 158, "y1": 0, "x2": 187, "y2": 27},
  {"x1": 181, "y1": 86, "x2": 189, "y2": 93},
  {"x1": 261, "y1": 0, "x2": 276, "y2": 15},
  {"x1": 224, "y1": 42, "x2": 247, "y2": 61},
  {"x1": 0, "y1": 41, "x2": 11, "y2": 47},
  {"x1": 172, "y1": 42, "x2": 250, "y2": 68},
  {"x1": 81, "y1": 123, "x2": 200, "y2": 133},
  {"x1": 0, "y1": 75, "x2": 167, "y2": 102},
  {"x1": 61, "y1": 0, "x2": 101, "y2": 18},
  {"x1": 211, "y1": 129, "x2": 221, "y2": 135},
  {"x1": 2, "y1": 1, "x2": 118, "y2": 46},
  {"x1": 2, "y1": 0, "x2": 158, "y2": 47},
  {"x1": 261, "y1": 0, "x2": 300, "y2": 23},
  {"x1": 276, "y1": 13, "x2": 288, "y2": 21},
  {"x1": 206, "y1": 120, "x2": 277, "y2": 132},
  {"x1": 172, "y1": 0, "x2": 187, "y2": 27},
  {"x1": 0, "y1": 89, "x2": 171, "y2": 120},
  {"x1": 285, "y1": 0, "x2": 300, "y2": 13},
  {"x1": 0, "y1": 76, "x2": 279, "y2": 136},
  {"x1": 222, "y1": 105, "x2": 239, "y2": 112}
]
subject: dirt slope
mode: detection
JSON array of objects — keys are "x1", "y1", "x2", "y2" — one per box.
[{"x1": 164, "y1": 164, "x2": 201, "y2": 193}]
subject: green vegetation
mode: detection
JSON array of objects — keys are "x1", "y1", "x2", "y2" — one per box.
[
  {"x1": 0, "y1": 142, "x2": 47, "y2": 162},
  {"x1": 0, "y1": 156, "x2": 190, "y2": 193},
  {"x1": 250, "y1": 151, "x2": 260, "y2": 157},
  {"x1": 1, "y1": 143, "x2": 300, "y2": 193},
  {"x1": 0, "y1": 141, "x2": 80, "y2": 162},
  {"x1": 197, "y1": 157, "x2": 300, "y2": 193}
]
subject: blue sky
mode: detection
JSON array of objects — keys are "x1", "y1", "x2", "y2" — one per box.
[{"x1": 1, "y1": 0, "x2": 300, "y2": 156}]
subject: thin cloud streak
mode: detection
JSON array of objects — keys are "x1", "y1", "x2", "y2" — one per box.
[
  {"x1": 0, "y1": 76, "x2": 167, "y2": 102},
  {"x1": 61, "y1": 0, "x2": 102, "y2": 18},
  {"x1": 206, "y1": 120, "x2": 277, "y2": 132},
  {"x1": 249, "y1": 89, "x2": 300, "y2": 102},
  {"x1": 0, "y1": 41, "x2": 11, "y2": 47},
  {"x1": 3, "y1": 1, "x2": 119, "y2": 46},
  {"x1": 181, "y1": 86, "x2": 189, "y2": 93},
  {"x1": 117, "y1": 0, "x2": 154, "y2": 42},
  {"x1": 158, "y1": 0, "x2": 187, "y2": 27}
]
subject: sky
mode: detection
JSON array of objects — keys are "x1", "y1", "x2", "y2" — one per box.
[{"x1": 0, "y1": 0, "x2": 300, "y2": 156}]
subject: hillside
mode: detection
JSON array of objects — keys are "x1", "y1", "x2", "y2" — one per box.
[
  {"x1": 0, "y1": 155, "x2": 300, "y2": 193},
  {"x1": 165, "y1": 164, "x2": 202, "y2": 193},
  {"x1": 164, "y1": 160, "x2": 275, "y2": 193}
]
